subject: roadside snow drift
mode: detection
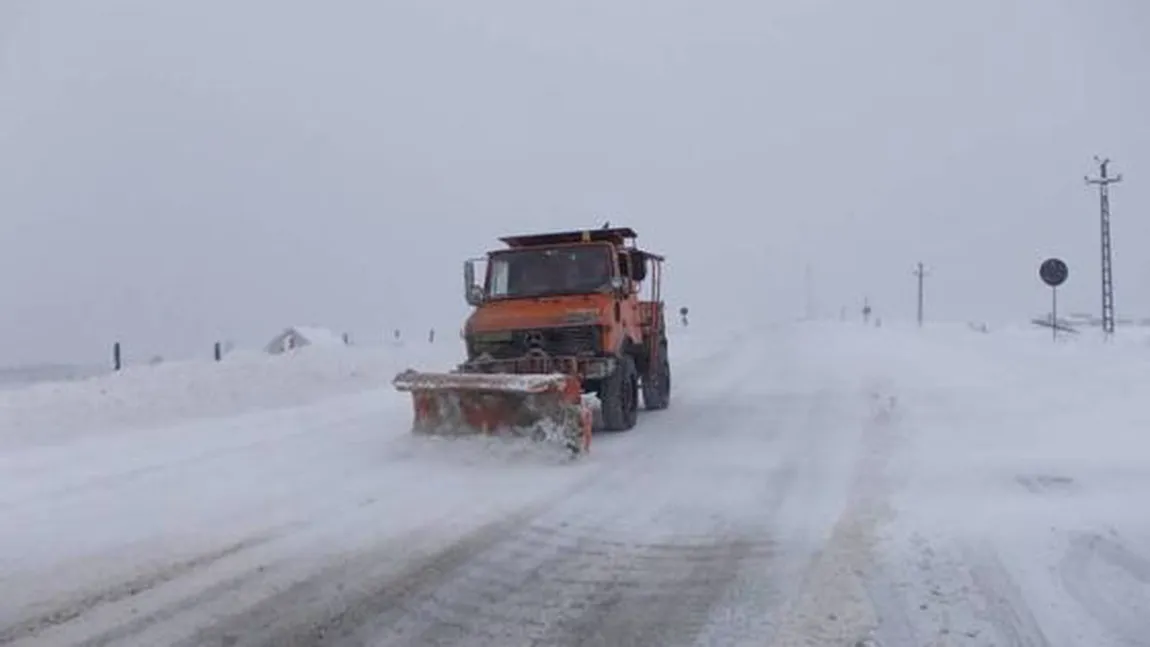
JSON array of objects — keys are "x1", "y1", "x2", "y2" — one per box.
[
  {"x1": 0, "y1": 342, "x2": 458, "y2": 451},
  {"x1": 1, "y1": 320, "x2": 1148, "y2": 646}
]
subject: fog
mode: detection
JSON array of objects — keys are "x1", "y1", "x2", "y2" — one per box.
[{"x1": 1, "y1": 0, "x2": 1147, "y2": 365}]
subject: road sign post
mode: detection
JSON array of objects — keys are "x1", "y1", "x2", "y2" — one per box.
[{"x1": 1039, "y1": 258, "x2": 1069, "y2": 340}]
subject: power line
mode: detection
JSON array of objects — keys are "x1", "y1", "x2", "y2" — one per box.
[{"x1": 1085, "y1": 157, "x2": 1123, "y2": 338}]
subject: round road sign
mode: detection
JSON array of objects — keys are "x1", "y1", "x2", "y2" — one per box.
[{"x1": 1039, "y1": 258, "x2": 1068, "y2": 287}]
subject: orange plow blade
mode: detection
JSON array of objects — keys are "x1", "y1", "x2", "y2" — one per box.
[{"x1": 392, "y1": 369, "x2": 592, "y2": 457}]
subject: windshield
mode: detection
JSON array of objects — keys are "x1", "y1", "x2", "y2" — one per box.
[{"x1": 487, "y1": 246, "x2": 613, "y2": 298}]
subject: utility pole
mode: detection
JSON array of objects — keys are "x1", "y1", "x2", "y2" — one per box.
[
  {"x1": 804, "y1": 263, "x2": 815, "y2": 320},
  {"x1": 1086, "y1": 157, "x2": 1122, "y2": 338},
  {"x1": 913, "y1": 262, "x2": 929, "y2": 327}
]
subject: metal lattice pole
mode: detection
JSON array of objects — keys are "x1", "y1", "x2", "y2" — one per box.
[
  {"x1": 1086, "y1": 157, "x2": 1122, "y2": 337},
  {"x1": 804, "y1": 263, "x2": 815, "y2": 320},
  {"x1": 913, "y1": 262, "x2": 929, "y2": 327}
]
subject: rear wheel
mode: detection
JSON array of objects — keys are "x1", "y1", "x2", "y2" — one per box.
[
  {"x1": 642, "y1": 341, "x2": 671, "y2": 411},
  {"x1": 599, "y1": 354, "x2": 639, "y2": 431}
]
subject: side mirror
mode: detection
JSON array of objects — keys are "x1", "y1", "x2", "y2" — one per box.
[
  {"x1": 629, "y1": 250, "x2": 648, "y2": 282},
  {"x1": 464, "y1": 259, "x2": 485, "y2": 306},
  {"x1": 467, "y1": 284, "x2": 485, "y2": 306}
]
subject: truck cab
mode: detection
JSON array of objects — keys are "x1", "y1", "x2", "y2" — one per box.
[{"x1": 459, "y1": 227, "x2": 670, "y2": 430}]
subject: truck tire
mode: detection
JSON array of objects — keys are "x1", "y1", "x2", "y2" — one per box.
[
  {"x1": 599, "y1": 354, "x2": 639, "y2": 431},
  {"x1": 642, "y1": 341, "x2": 671, "y2": 410}
]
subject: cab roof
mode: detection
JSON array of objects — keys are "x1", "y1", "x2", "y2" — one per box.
[{"x1": 498, "y1": 227, "x2": 638, "y2": 249}]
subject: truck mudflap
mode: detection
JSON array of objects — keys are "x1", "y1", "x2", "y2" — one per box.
[{"x1": 392, "y1": 369, "x2": 593, "y2": 457}]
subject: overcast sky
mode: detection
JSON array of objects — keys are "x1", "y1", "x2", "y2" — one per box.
[{"x1": 1, "y1": 0, "x2": 1147, "y2": 365}]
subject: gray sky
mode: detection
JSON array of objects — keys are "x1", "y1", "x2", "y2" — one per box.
[{"x1": 1, "y1": 0, "x2": 1147, "y2": 365}]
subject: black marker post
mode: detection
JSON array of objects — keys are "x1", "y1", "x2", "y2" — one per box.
[{"x1": 1039, "y1": 258, "x2": 1069, "y2": 341}]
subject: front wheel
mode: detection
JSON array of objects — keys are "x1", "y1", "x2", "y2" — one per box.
[{"x1": 599, "y1": 354, "x2": 639, "y2": 431}]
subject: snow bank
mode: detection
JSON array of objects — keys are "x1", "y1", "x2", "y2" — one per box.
[
  {"x1": 0, "y1": 342, "x2": 461, "y2": 451},
  {"x1": 806, "y1": 320, "x2": 1150, "y2": 524},
  {"x1": 0, "y1": 363, "x2": 109, "y2": 390},
  {"x1": 869, "y1": 321, "x2": 1150, "y2": 481}
]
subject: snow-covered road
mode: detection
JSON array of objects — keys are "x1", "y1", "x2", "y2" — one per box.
[{"x1": 2, "y1": 322, "x2": 1148, "y2": 646}]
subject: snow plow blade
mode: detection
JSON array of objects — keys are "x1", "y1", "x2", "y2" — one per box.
[{"x1": 392, "y1": 369, "x2": 592, "y2": 457}]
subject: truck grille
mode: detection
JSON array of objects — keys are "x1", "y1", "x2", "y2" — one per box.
[{"x1": 470, "y1": 326, "x2": 600, "y2": 360}]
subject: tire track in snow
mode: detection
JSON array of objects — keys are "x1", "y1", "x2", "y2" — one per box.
[
  {"x1": 965, "y1": 546, "x2": 1054, "y2": 647},
  {"x1": 854, "y1": 385, "x2": 1060, "y2": 646},
  {"x1": 25, "y1": 488, "x2": 559, "y2": 647},
  {"x1": 0, "y1": 533, "x2": 275, "y2": 646},
  {"x1": 222, "y1": 512, "x2": 548, "y2": 647},
  {"x1": 363, "y1": 456, "x2": 791, "y2": 646},
  {"x1": 866, "y1": 533, "x2": 1059, "y2": 646},
  {"x1": 174, "y1": 467, "x2": 632, "y2": 647},
  {"x1": 764, "y1": 380, "x2": 903, "y2": 647},
  {"x1": 1059, "y1": 530, "x2": 1150, "y2": 645},
  {"x1": 69, "y1": 570, "x2": 270, "y2": 647}
]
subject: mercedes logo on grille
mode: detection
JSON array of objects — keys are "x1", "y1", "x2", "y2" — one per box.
[{"x1": 524, "y1": 331, "x2": 545, "y2": 348}]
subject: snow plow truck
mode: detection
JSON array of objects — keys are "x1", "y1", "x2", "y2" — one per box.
[{"x1": 393, "y1": 226, "x2": 670, "y2": 457}]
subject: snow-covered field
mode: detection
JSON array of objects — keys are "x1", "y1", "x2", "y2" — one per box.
[{"x1": 1, "y1": 320, "x2": 1148, "y2": 646}]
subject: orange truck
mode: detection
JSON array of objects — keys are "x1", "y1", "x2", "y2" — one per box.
[{"x1": 393, "y1": 226, "x2": 670, "y2": 456}]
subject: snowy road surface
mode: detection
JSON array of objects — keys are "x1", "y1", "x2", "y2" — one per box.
[{"x1": 2, "y1": 322, "x2": 1149, "y2": 646}]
